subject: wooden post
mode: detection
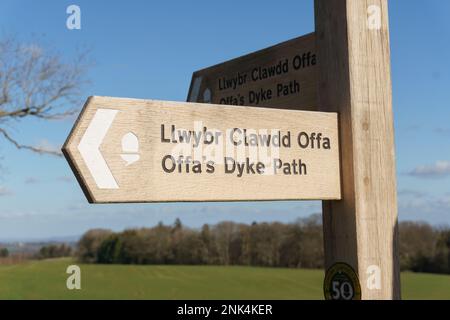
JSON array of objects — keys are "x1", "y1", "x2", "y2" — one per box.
[{"x1": 315, "y1": 0, "x2": 400, "y2": 299}]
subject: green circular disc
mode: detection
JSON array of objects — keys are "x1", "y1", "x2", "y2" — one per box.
[{"x1": 324, "y1": 262, "x2": 362, "y2": 300}]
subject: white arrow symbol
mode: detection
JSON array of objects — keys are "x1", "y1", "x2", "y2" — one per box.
[{"x1": 78, "y1": 108, "x2": 119, "y2": 189}]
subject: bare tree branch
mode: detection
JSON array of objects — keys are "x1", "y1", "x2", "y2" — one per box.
[
  {"x1": 0, "y1": 37, "x2": 90, "y2": 156},
  {"x1": 0, "y1": 127, "x2": 62, "y2": 157}
]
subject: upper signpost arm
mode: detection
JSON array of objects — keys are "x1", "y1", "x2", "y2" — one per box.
[{"x1": 315, "y1": 0, "x2": 400, "y2": 299}]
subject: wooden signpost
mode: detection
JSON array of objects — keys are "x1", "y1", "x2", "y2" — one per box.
[
  {"x1": 63, "y1": 0, "x2": 399, "y2": 300},
  {"x1": 186, "y1": 0, "x2": 400, "y2": 300},
  {"x1": 188, "y1": 33, "x2": 317, "y2": 111},
  {"x1": 63, "y1": 96, "x2": 340, "y2": 203}
]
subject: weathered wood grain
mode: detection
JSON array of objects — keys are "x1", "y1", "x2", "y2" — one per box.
[
  {"x1": 315, "y1": 0, "x2": 400, "y2": 299},
  {"x1": 63, "y1": 96, "x2": 340, "y2": 203},
  {"x1": 188, "y1": 33, "x2": 318, "y2": 111}
]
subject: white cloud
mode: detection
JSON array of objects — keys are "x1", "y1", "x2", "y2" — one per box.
[
  {"x1": 24, "y1": 177, "x2": 40, "y2": 184},
  {"x1": 435, "y1": 127, "x2": 450, "y2": 135},
  {"x1": 0, "y1": 186, "x2": 12, "y2": 196},
  {"x1": 408, "y1": 161, "x2": 450, "y2": 178},
  {"x1": 398, "y1": 192, "x2": 450, "y2": 224},
  {"x1": 0, "y1": 209, "x2": 40, "y2": 219},
  {"x1": 57, "y1": 176, "x2": 73, "y2": 183},
  {"x1": 398, "y1": 189, "x2": 427, "y2": 198}
]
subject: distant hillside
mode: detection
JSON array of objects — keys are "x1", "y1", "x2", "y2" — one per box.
[{"x1": 0, "y1": 236, "x2": 79, "y2": 254}]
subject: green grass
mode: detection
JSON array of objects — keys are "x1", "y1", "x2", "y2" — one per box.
[{"x1": 0, "y1": 258, "x2": 449, "y2": 299}]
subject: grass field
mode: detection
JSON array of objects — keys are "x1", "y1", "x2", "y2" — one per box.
[{"x1": 0, "y1": 258, "x2": 449, "y2": 299}]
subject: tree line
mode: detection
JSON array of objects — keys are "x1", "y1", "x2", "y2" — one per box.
[
  {"x1": 399, "y1": 221, "x2": 450, "y2": 274},
  {"x1": 37, "y1": 244, "x2": 72, "y2": 260},
  {"x1": 75, "y1": 215, "x2": 450, "y2": 274}
]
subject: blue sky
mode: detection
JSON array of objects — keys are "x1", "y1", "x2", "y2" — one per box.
[{"x1": 0, "y1": 0, "x2": 449, "y2": 240}]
